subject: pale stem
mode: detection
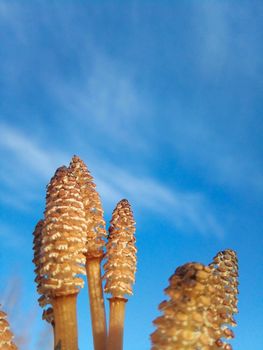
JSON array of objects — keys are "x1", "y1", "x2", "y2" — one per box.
[
  {"x1": 107, "y1": 297, "x2": 127, "y2": 350},
  {"x1": 86, "y1": 257, "x2": 107, "y2": 350},
  {"x1": 52, "y1": 293, "x2": 78, "y2": 350}
]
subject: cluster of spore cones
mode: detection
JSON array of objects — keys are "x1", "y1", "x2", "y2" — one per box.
[{"x1": 0, "y1": 155, "x2": 239, "y2": 350}]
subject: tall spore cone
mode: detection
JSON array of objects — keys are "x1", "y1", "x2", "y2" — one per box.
[
  {"x1": 40, "y1": 166, "x2": 87, "y2": 296},
  {"x1": 104, "y1": 199, "x2": 137, "y2": 297},
  {"x1": 104, "y1": 199, "x2": 137, "y2": 350},
  {"x1": 0, "y1": 307, "x2": 18, "y2": 350},
  {"x1": 151, "y1": 263, "x2": 221, "y2": 350},
  {"x1": 69, "y1": 155, "x2": 107, "y2": 350},
  {"x1": 69, "y1": 155, "x2": 106, "y2": 258},
  {"x1": 209, "y1": 249, "x2": 239, "y2": 349},
  {"x1": 40, "y1": 166, "x2": 87, "y2": 350}
]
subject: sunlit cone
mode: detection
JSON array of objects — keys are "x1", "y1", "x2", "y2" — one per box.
[
  {"x1": 39, "y1": 166, "x2": 87, "y2": 350},
  {"x1": 151, "y1": 262, "x2": 222, "y2": 350},
  {"x1": 209, "y1": 249, "x2": 239, "y2": 349},
  {"x1": 40, "y1": 166, "x2": 87, "y2": 296},
  {"x1": 151, "y1": 251, "x2": 239, "y2": 350},
  {"x1": 69, "y1": 155, "x2": 106, "y2": 259},
  {"x1": 104, "y1": 199, "x2": 137, "y2": 350},
  {"x1": 104, "y1": 199, "x2": 137, "y2": 298},
  {"x1": 69, "y1": 155, "x2": 107, "y2": 350},
  {"x1": 0, "y1": 307, "x2": 18, "y2": 350}
]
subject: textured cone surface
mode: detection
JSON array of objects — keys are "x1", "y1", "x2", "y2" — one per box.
[
  {"x1": 103, "y1": 199, "x2": 137, "y2": 297},
  {"x1": 39, "y1": 166, "x2": 87, "y2": 297},
  {"x1": 32, "y1": 220, "x2": 52, "y2": 308},
  {"x1": 69, "y1": 155, "x2": 106, "y2": 258},
  {"x1": 151, "y1": 263, "x2": 227, "y2": 350},
  {"x1": 151, "y1": 253, "x2": 239, "y2": 350},
  {"x1": 209, "y1": 249, "x2": 239, "y2": 349},
  {"x1": 0, "y1": 307, "x2": 18, "y2": 350}
]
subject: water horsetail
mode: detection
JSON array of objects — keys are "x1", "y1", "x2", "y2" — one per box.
[
  {"x1": 69, "y1": 155, "x2": 107, "y2": 350},
  {"x1": 104, "y1": 199, "x2": 137, "y2": 350},
  {"x1": 39, "y1": 166, "x2": 87, "y2": 350}
]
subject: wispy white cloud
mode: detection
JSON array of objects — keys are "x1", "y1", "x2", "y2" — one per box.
[
  {"x1": 0, "y1": 3, "x2": 152, "y2": 154},
  {"x1": 0, "y1": 123, "x2": 67, "y2": 178},
  {"x1": 40, "y1": 3, "x2": 262, "y2": 200},
  {"x1": 2, "y1": 2, "x2": 252, "y2": 236},
  {"x1": 0, "y1": 7, "x2": 148, "y2": 156},
  {"x1": 1, "y1": 1, "x2": 260, "y2": 201},
  {"x1": 0, "y1": 123, "x2": 223, "y2": 237},
  {"x1": 95, "y1": 162, "x2": 224, "y2": 237},
  {"x1": 49, "y1": 52, "x2": 152, "y2": 153},
  {"x1": 0, "y1": 123, "x2": 68, "y2": 211}
]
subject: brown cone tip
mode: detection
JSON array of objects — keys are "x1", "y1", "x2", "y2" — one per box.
[
  {"x1": 39, "y1": 165, "x2": 87, "y2": 297},
  {"x1": 103, "y1": 199, "x2": 137, "y2": 298},
  {"x1": 69, "y1": 155, "x2": 106, "y2": 259},
  {"x1": 0, "y1": 307, "x2": 18, "y2": 350},
  {"x1": 151, "y1": 256, "x2": 238, "y2": 350}
]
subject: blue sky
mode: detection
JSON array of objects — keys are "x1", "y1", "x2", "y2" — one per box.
[{"x1": 0, "y1": 1, "x2": 262, "y2": 349}]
